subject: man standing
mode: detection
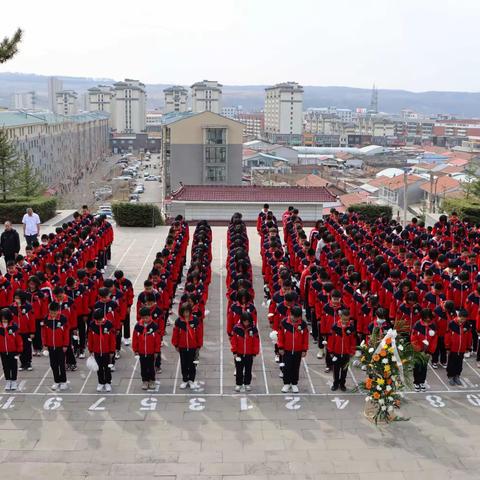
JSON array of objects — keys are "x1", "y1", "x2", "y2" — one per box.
[
  {"x1": 0, "y1": 222, "x2": 20, "y2": 268},
  {"x1": 22, "y1": 208, "x2": 41, "y2": 247}
]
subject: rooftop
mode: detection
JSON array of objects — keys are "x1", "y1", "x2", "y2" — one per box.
[
  {"x1": 0, "y1": 110, "x2": 109, "y2": 127},
  {"x1": 419, "y1": 176, "x2": 461, "y2": 194},
  {"x1": 376, "y1": 174, "x2": 423, "y2": 191},
  {"x1": 168, "y1": 185, "x2": 337, "y2": 203},
  {"x1": 339, "y1": 191, "x2": 371, "y2": 208},
  {"x1": 295, "y1": 174, "x2": 330, "y2": 188}
]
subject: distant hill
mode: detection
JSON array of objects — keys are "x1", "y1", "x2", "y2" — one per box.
[{"x1": 1, "y1": 72, "x2": 480, "y2": 116}]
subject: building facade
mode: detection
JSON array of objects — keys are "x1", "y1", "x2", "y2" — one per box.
[
  {"x1": 87, "y1": 85, "x2": 115, "y2": 117},
  {"x1": 13, "y1": 91, "x2": 36, "y2": 110},
  {"x1": 0, "y1": 111, "x2": 109, "y2": 194},
  {"x1": 112, "y1": 79, "x2": 146, "y2": 133},
  {"x1": 237, "y1": 112, "x2": 264, "y2": 138},
  {"x1": 161, "y1": 111, "x2": 243, "y2": 196},
  {"x1": 47, "y1": 77, "x2": 63, "y2": 113},
  {"x1": 163, "y1": 86, "x2": 188, "y2": 113},
  {"x1": 264, "y1": 82, "x2": 303, "y2": 138},
  {"x1": 56, "y1": 90, "x2": 78, "y2": 116},
  {"x1": 191, "y1": 80, "x2": 222, "y2": 114}
]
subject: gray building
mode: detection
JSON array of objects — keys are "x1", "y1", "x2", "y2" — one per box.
[{"x1": 161, "y1": 111, "x2": 244, "y2": 196}]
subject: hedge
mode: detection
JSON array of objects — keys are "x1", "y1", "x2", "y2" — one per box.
[
  {"x1": 0, "y1": 197, "x2": 57, "y2": 223},
  {"x1": 112, "y1": 202, "x2": 163, "y2": 227},
  {"x1": 347, "y1": 204, "x2": 393, "y2": 223},
  {"x1": 443, "y1": 197, "x2": 480, "y2": 225}
]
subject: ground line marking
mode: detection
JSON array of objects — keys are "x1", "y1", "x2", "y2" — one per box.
[
  {"x1": 33, "y1": 367, "x2": 51, "y2": 394},
  {"x1": 428, "y1": 363, "x2": 451, "y2": 391},
  {"x1": 302, "y1": 358, "x2": 316, "y2": 394}
]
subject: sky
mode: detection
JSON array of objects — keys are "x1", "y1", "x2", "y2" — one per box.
[{"x1": 2, "y1": 0, "x2": 480, "y2": 92}]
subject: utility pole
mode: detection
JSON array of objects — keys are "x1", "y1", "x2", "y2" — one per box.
[
  {"x1": 403, "y1": 168, "x2": 408, "y2": 226},
  {"x1": 429, "y1": 172, "x2": 434, "y2": 213}
]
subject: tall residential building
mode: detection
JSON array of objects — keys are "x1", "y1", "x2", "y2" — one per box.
[
  {"x1": 191, "y1": 80, "x2": 222, "y2": 114},
  {"x1": 87, "y1": 85, "x2": 115, "y2": 116},
  {"x1": 47, "y1": 77, "x2": 63, "y2": 113},
  {"x1": 264, "y1": 82, "x2": 304, "y2": 138},
  {"x1": 163, "y1": 86, "x2": 188, "y2": 113},
  {"x1": 237, "y1": 112, "x2": 264, "y2": 138},
  {"x1": 112, "y1": 79, "x2": 146, "y2": 133},
  {"x1": 13, "y1": 91, "x2": 36, "y2": 110},
  {"x1": 161, "y1": 111, "x2": 243, "y2": 195},
  {"x1": 56, "y1": 90, "x2": 78, "y2": 115}
]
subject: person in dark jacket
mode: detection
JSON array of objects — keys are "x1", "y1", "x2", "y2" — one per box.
[{"x1": 0, "y1": 222, "x2": 20, "y2": 269}]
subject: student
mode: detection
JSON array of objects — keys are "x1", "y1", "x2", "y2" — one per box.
[
  {"x1": 411, "y1": 308, "x2": 438, "y2": 392},
  {"x1": 445, "y1": 309, "x2": 472, "y2": 386},
  {"x1": 328, "y1": 308, "x2": 356, "y2": 392},
  {"x1": 0, "y1": 309, "x2": 22, "y2": 391},
  {"x1": 132, "y1": 307, "x2": 161, "y2": 390},
  {"x1": 88, "y1": 309, "x2": 115, "y2": 392},
  {"x1": 9, "y1": 289, "x2": 34, "y2": 371},
  {"x1": 277, "y1": 305, "x2": 309, "y2": 393},
  {"x1": 171, "y1": 303, "x2": 203, "y2": 390},
  {"x1": 230, "y1": 311, "x2": 259, "y2": 392},
  {"x1": 41, "y1": 302, "x2": 69, "y2": 391},
  {"x1": 113, "y1": 270, "x2": 134, "y2": 346}
]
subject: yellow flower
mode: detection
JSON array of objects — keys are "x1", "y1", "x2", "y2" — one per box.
[
  {"x1": 377, "y1": 378, "x2": 385, "y2": 385},
  {"x1": 383, "y1": 344, "x2": 388, "y2": 350},
  {"x1": 384, "y1": 365, "x2": 391, "y2": 372},
  {"x1": 388, "y1": 347, "x2": 394, "y2": 354},
  {"x1": 361, "y1": 356, "x2": 365, "y2": 362}
]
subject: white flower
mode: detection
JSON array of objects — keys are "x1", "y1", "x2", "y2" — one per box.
[
  {"x1": 365, "y1": 397, "x2": 370, "y2": 402},
  {"x1": 377, "y1": 385, "x2": 383, "y2": 391},
  {"x1": 368, "y1": 347, "x2": 374, "y2": 353},
  {"x1": 381, "y1": 406, "x2": 387, "y2": 411},
  {"x1": 382, "y1": 358, "x2": 389, "y2": 364},
  {"x1": 398, "y1": 345, "x2": 404, "y2": 351},
  {"x1": 360, "y1": 340, "x2": 366, "y2": 347},
  {"x1": 378, "y1": 399, "x2": 385, "y2": 405},
  {"x1": 355, "y1": 350, "x2": 362, "y2": 357},
  {"x1": 386, "y1": 385, "x2": 392, "y2": 392},
  {"x1": 387, "y1": 406, "x2": 394, "y2": 412}
]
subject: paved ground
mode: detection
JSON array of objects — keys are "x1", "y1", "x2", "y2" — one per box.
[{"x1": 1, "y1": 226, "x2": 480, "y2": 479}]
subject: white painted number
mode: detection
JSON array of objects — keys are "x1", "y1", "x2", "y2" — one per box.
[
  {"x1": 240, "y1": 397, "x2": 253, "y2": 411},
  {"x1": 425, "y1": 395, "x2": 445, "y2": 408},
  {"x1": 140, "y1": 397, "x2": 158, "y2": 411},
  {"x1": 43, "y1": 397, "x2": 63, "y2": 410},
  {"x1": 466, "y1": 394, "x2": 480, "y2": 407},
  {"x1": 0, "y1": 396, "x2": 15, "y2": 409},
  {"x1": 331, "y1": 397, "x2": 349, "y2": 410},
  {"x1": 88, "y1": 397, "x2": 106, "y2": 411},
  {"x1": 189, "y1": 397, "x2": 206, "y2": 411},
  {"x1": 285, "y1": 396, "x2": 301, "y2": 410}
]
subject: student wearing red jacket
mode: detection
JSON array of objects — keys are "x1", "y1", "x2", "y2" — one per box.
[
  {"x1": 114, "y1": 270, "x2": 134, "y2": 346},
  {"x1": 88, "y1": 309, "x2": 116, "y2": 392},
  {"x1": 328, "y1": 308, "x2": 356, "y2": 392},
  {"x1": 411, "y1": 309, "x2": 438, "y2": 392},
  {"x1": 41, "y1": 302, "x2": 70, "y2": 391},
  {"x1": 0, "y1": 309, "x2": 23, "y2": 391},
  {"x1": 26, "y1": 275, "x2": 48, "y2": 356},
  {"x1": 132, "y1": 307, "x2": 162, "y2": 391},
  {"x1": 171, "y1": 303, "x2": 203, "y2": 390},
  {"x1": 445, "y1": 309, "x2": 472, "y2": 386},
  {"x1": 277, "y1": 306, "x2": 309, "y2": 393},
  {"x1": 230, "y1": 312, "x2": 259, "y2": 392}
]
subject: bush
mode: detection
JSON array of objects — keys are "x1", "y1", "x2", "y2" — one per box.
[
  {"x1": 347, "y1": 204, "x2": 393, "y2": 223},
  {"x1": 0, "y1": 197, "x2": 57, "y2": 223},
  {"x1": 112, "y1": 202, "x2": 163, "y2": 227},
  {"x1": 443, "y1": 197, "x2": 480, "y2": 224}
]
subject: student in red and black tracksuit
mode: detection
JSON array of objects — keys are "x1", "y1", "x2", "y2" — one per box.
[
  {"x1": 328, "y1": 308, "x2": 356, "y2": 392},
  {"x1": 445, "y1": 309, "x2": 473, "y2": 386},
  {"x1": 411, "y1": 309, "x2": 438, "y2": 392},
  {"x1": 132, "y1": 307, "x2": 162, "y2": 390},
  {"x1": 230, "y1": 312, "x2": 260, "y2": 392},
  {"x1": 26, "y1": 275, "x2": 48, "y2": 356},
  {"x1": 277, "y1": 305, "x2": 309, "y2": 393},
  {"x1": 171, "y1": 303, "x2": 203, "y2": 390},
  {"x1": 41, "y1": 302, "x2": 70, "y2": 391},
  {"x1": 88, "y1": 309, "x2": 116, "y2": 392},
  {"x1": 114, "y1": 270, "x2": 134, "y2": 346},
  {"x1": 433, "y1": 300, "x2": 455, "y2": 368},
  {"x1": 94, "y1": 287, "x2": 119, "y2": 367},
  {"x1": 0, "y1": 308, "x2": 23, "y2": 391}
]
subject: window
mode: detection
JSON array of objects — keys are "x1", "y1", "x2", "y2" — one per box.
[
  {"x1": 206, "y1": 128, "x2": 226, "y2": 145},
  {"x1": 206, "y1": 166, "x2": 226, "y2": 182},
  {"x1": 205, "y1": 146, "x2": 226, "y2": 163}
]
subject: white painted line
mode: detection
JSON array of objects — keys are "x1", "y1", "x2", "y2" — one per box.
[
  {"x1": 302, "y1": 359, "x2": 316, "y2": 394},
  {"x1": 428, "y1": 363, "x2": 451, "y2": 391},
  {"x1": 258, "y1": 335, "x2": 270, "y2": 395},
  {"x1": 172, "y1": 357, "x2": 180, "y2": 394},
  {"x1": 219, "y1": 238, "x2": 224, "y2": 396},
  {"x1": 465, "y1": 360, "x2": 480, "y2": 381},
  {"x1": 79, "y1": 369, "x2": 93, "y2": 394},
  {"x1": 348, "y1": 366, "x2": 359, "y2": 387},
  {"x1": 125, "y1": 356, "x2": 139, "y2": 394},
  {"x1": 108, "y1": 239, "x2": 136, "y2": 278},
  {"x1": 18, "y1": 380, "x2": 26, "y2": 392},
  {"x1": 132, "y1": 240, "x2": 158, "y2": 290},
  {"x1": 33, "y1": 367, "x2": 51, "y2": 394}
]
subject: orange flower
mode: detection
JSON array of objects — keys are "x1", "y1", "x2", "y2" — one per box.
[
  {"x1": 385, "y1": 338, "x2": 392, "y2": 345},
  {"x1": 372, "y1": 354, "x2": 380, "y2": 362},
  {"x1": 384, "y1": 371, "x2": 390, "y2": 378},
  {"x1": 373, "y1": 392, "x2": 381, "y2": 400},
  {"x1": 387, "y1": 379, "x2": 392, "y2": 385},
  {"x1": 365, "y1": 378, "x2": 372, "y2": 389},
  {"x1": 380, "y1": 350, "x2": 387, "y2": 358}
]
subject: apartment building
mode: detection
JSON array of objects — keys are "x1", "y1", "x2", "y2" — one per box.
[
  {"x1": 237, "y1": 112, "x2": 264, "y2": 138},
  {"x1": 48, "y1": 77, "x2": 63, "y2": 113},
  {"x1": 191, "y1": 80, "x2": 222, "y2": 114},
  {"x1": 87, "y1": 85, "x2": 116, "y2": 116},
  {"x1": 163, "y1": 86, "x2": 188, "y2": 113},
  {"x1": 112, "y1": 79, "x2": 146, "y2": 133},
  {"x1": 56, "y1": 90, "x2": 78, "y2": 116}
]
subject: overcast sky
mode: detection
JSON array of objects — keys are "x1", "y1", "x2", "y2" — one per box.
[{"x1": 2, "y1": 0, "x2": 479, "y2": 92}]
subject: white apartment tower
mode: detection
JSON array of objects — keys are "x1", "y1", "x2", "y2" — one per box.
[
  {"x1": 112, "y1": 79, "x2": 146, "y2": 133},
  {"x1": 56, "y1": 90, "x2": 78, "y2": 115},
  {"x1": 264, "y1": 82, "x2": 304, "y2": 135},
  {"x1": 164, "y1": 86, "x2": 188, "y2": 113},
  {"x1": 48, "y1": 77, "x2": 63, "y2": 113},
  {"x1": 191, "y1": 80, "x2": 222, "y2": 114},
  {"x1": 13, "y1": 91, "x2": 36, "y2": 110}
]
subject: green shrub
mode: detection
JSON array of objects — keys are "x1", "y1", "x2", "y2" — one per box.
[
  {"x1": 112, "y1": 202, "x2": 163, "y2": 227},
  {"x1": 347, "y1": 204, "x2": 393, "y2": 222},
  {"x1": 443, "y1": 197, "x2": 480, "y2": 224},
  {"x1": 0, "y1": 197, "x2": 57, "y2": 223}
]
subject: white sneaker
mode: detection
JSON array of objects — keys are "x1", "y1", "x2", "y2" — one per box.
[
  {"x1": 51, "y1": 383, "x2": 59, "y2": 391},
  {"x1": 245, "y1": 385, "x2": 251, "y2": 391},
  {"x1": 291, "y1": 385, "x2": 299, "y2": 393},
  {"x1": 96, "y1": 384, "x2": 104, "y2": 392},
  {"x1": 465, "y1": 351, "x2": 471, "y2": 358},
  {"x1": 281, "y1": 384, "x2": 291, "y2": 393},
  {"x1": 189, "y1": 381, "x2": 200, "y2": 389},
  {"x1": 240, "y1": 385, "x2": 246, "y2": 392},
  {"x1": 179, "y1": 382, "x2": 188, "y2": 389},
  {"x1": 275, "y1": 355, "x2": 280, "y2": 363},
  {"x1": 110, "y1": 365, "x2": 116, "y2": 372},
  {"x1": 234, "y1": 385, "x2": 241, "y2": 392},
  {"x1": 115, "y1": 351, "x2": 121, "y2": 359},
  {"x1": 279, "y1": 371, "x2": 284, "y2": 378},
  {"x1": 10, "y1": 381, "x2": 17, "y2": 391},
  {"x1": 205, "y1": 310, "x2": 210, "y2": 316},
  {"x1": 59, "y1": 383, "x2": 68, "y2": 391},
  {"x1": 79, "y1": 352, "x2": 86, "y2": 359},
  {"x1": 4, "y1": 380, "x2": 11, "y2": 391},
  {"x1": 105, "y1": 384, "x2": 112, "y2": 392},
  {"x1": 123, "y1": 339, "x2": 131, "y2": 346},
  {"x1": 317, "y1": 349, "x2": 324, "y2": 359}
]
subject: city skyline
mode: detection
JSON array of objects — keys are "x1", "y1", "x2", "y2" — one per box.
[{"x1": 2, "y1": 0, "x2": 480, "y2": 92}]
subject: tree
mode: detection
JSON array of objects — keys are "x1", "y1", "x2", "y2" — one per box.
[
  {"x1": 16, "y1": 152, "x2": 43, "y2": 198},
  {"x1": 0, "y1": 129, "x2": 19, "y2": 201},
  {"x1": 0, "y1": 29, "x2": 23, "y2": 64}
]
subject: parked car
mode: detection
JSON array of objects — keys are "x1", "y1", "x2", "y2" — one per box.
[
  {"x1": 143, "y1": 171, "x2": 150, "y2": 178},
  {"x1": 145, "y1": 175, "x2": 159, "y2": 181}
]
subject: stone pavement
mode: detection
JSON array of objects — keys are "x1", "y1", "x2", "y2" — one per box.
[{"x1": 0, "y1": 226, "x2": 480, "y2": 479}]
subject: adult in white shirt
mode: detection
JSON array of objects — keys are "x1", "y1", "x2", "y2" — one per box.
[{"x1": 22, "y1": 208, "x2": 41, "y2": 247}]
